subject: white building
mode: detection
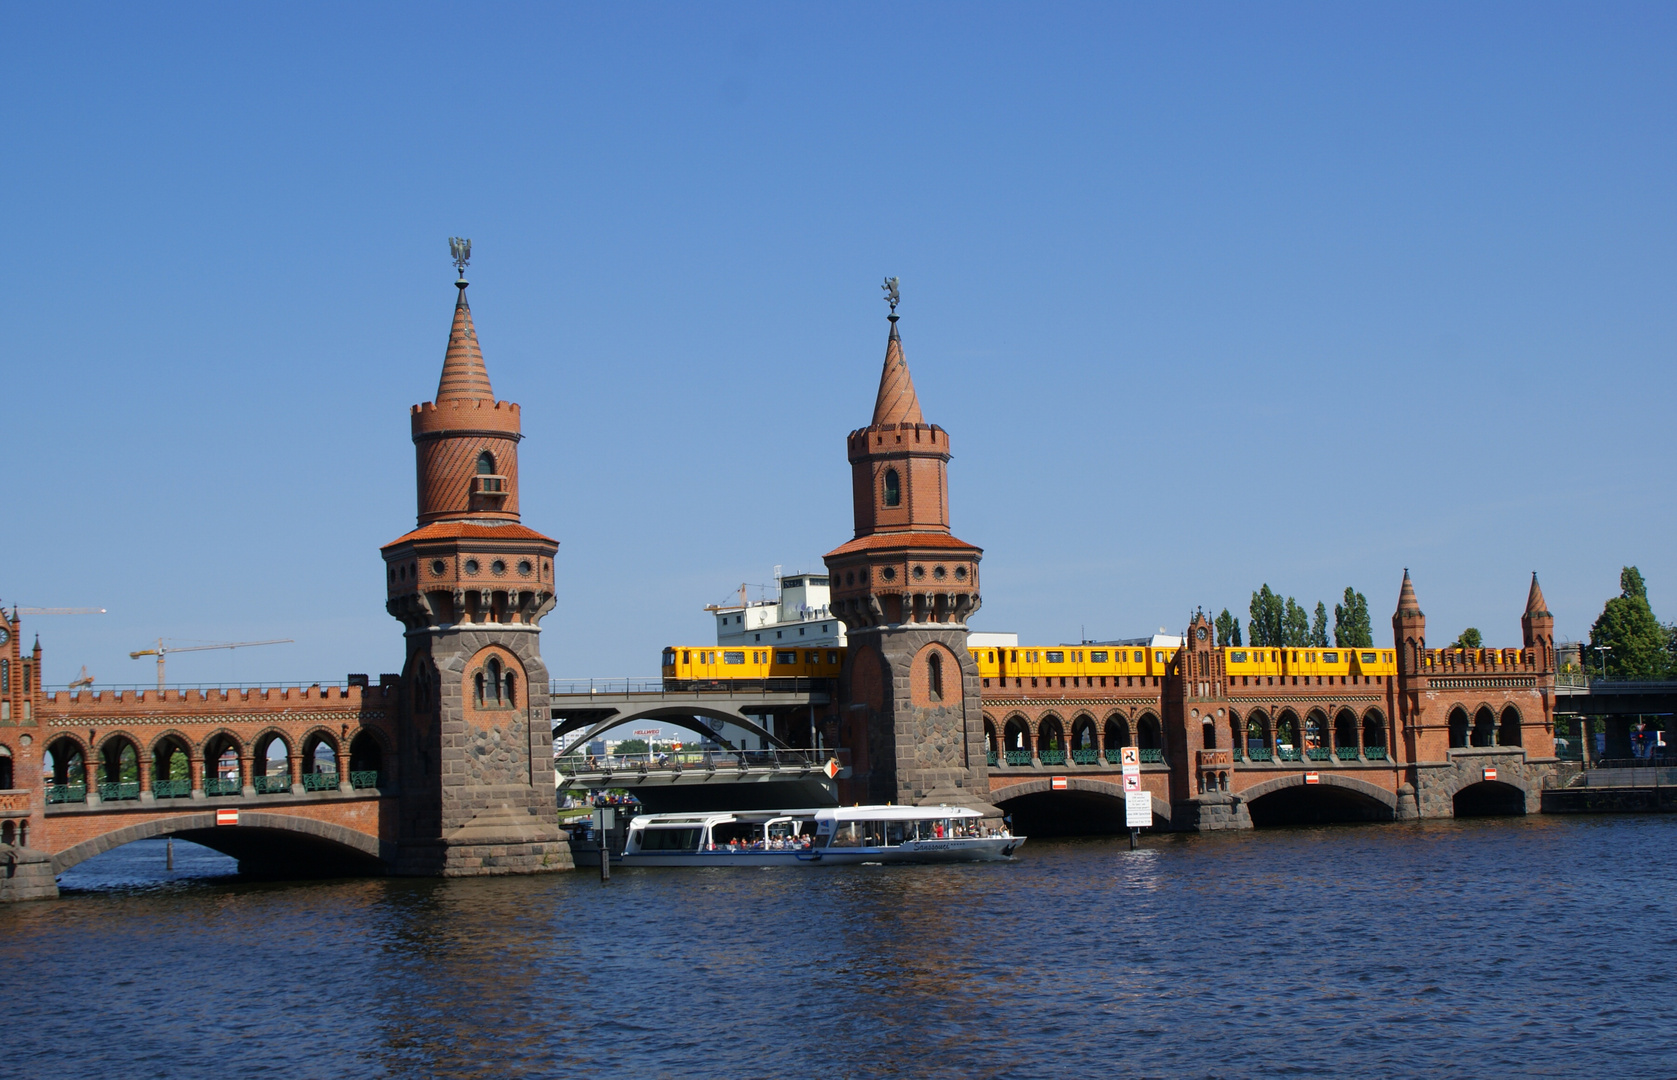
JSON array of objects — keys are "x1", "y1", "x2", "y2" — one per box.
[{"x1": 710, "y1": 572, "x2": 846, "y2": 648}]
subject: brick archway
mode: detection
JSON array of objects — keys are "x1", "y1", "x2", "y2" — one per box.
[
  {"x1": 51, "y1": 810, "x2": 391, "y2": 874},
  {"x1": 1237, "y1": 772, "x2": 1398, "y2": 815},
  {"x1": 990, "y1": 776, "x2": 1170, "y2": 824}
]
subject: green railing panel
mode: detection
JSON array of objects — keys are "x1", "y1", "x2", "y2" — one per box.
[
  {"x1": 986, "y1": 751, "x2": 999, "y2": 767},
  {"x1": 153, "y1": 779, "x2": 191, "y2": 799},
  {"x1": 1004, "y1": 750, "x2": 1032, "y2": 766},
  {"x1": 1039, "y1": 750, "x2": 1067, "y2": 766},
  {"x1": 1104, "y1": 749, "x2": 1124, "y2": 764},
  {"x1": 1277, "y1": 748, "x2": 1302, "y2": 761},
  {"x1": 1335, "y1": 747, "x2": 1360, "y2": 761},
  {"x1": 1246, "y1": 747, "x2": 1274, "y2": 762},
  {"x1": 47, "y1": 784, "x2": 86, "y2": 804},
  {"x1": 97, "y1": 782, "x2": 141, "y2": 801},
  {"x1": 1071, "y1": 749, "x2": 1099, "y2": 764},
  {"x1": 1229, "y1": 748, "x2": 1244, "y2": 762},
  {"x1": 1138, "y1": 749, "x2": 1164, "y2": 764},
  {"x1": 302, "y1": 772, "x2": 338, "y2": 792},
  {"x1": 204, "y1": 777, "x2": 243, "y2": 796},
  {"x1": 254, "y1": 775, "x2": 292, "y2": 794},
  {"x1": 1364, "y1": 746, "x2": 1388, "y2": 761},
  {"x1": 1306, "y1": 748, "x2": 1331, "y2": 761},
  {"x1": 349, "y1": 770, "x2": 380, "y2": 790}
]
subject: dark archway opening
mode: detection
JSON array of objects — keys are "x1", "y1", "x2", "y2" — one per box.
[
  {"x1": 1247, "y1": 786, "x2": 1394, "y2": 827},
  {"x1": 1471, "y1": 707, "x2": 1496, "y2": 748},
  {"x1": 1497, "y1": 706, "x2": 1522, "y2": 747},
  {"x1": 998, "y1": 790, "x2": 1134, "y2": 837},
  {"x1": 1002, "y1": 717, "x2": 1032, "y2": 765},
  {"x1": 1453, "y1": 781, "x2": 1526, "y2": 817},
  {"x1": 348, "y1": 732, "x2": 384, "y2": 788},
  {"x1": 1448, "y1": 708, "x2": 1470, "y2": 749}
]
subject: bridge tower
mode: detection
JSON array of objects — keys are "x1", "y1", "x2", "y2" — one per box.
[
  {"x1": 1392, "y1": 569, "x2": 1431, "y2": 765},
  {"x1": 380, "y1": 261, "x2": 571, "y2": 875},
  {"x1": 1166, "y1": 611, "x2": 1250, "y2": 829},
  {"x1": 824, "y1": 300, "x2": 993, "y2": 811}
]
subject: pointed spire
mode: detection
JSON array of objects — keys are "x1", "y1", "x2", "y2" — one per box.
[
  {"x1": 1396, "y1": 569, "x2": 1423, "y2": 616},
  {"x1": 435, "y1": 280, "x2": 495, "y2": 403},
  {"x1": 1526, "y1": 572, "x2": 1551, "y2": 616},
  {"x1": 871, "y1": 315, "x2": 924, "y2": 427}
]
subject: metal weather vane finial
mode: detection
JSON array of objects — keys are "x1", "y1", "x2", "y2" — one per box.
[
  {"x1": 882, "y1": 276, "x2": 900, "y2": 315},
  {"x1": 449, "y1": 237, "x2": 472, "y2": 278}
]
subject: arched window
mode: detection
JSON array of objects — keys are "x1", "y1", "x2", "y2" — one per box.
[
  {"x1": 474, "y1": 671, "x2": 485, "y2": 706},
  {"x1": 883, "y1": 468, "x2": 901, "y2": 507},
  {"x1": 1, "y1": 659, "x2": 8, "y2": 693},
  {"x1": 927, "y1": 651, "x2": 943, "y2": 702},
  {"x1": 0, "y1": 749, "x2": 12, "y2": 791},
  {"x1": 505, "y1": 669, "x2": 517, "y2": 707},
  {"x1": 487, "y1": 658, "x2": 503, "y2": 704},
  {"x1": 1202, "y1": 719, "x2": 1216, "y2": 749},
  {"x1": 476, "y1": 451, "x2": 496, "y2": 475}
]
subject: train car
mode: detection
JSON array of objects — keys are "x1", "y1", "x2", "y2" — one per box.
[
  {"x1": 1348, "y1": 648, "x2": 1398, "y2": 677},
  {"x1": 1284, "y1": 649, "x2": 1354, "y2": 679},
  {"x1": 662, "y1": 645, "x2": 844, "y2": 688},
  {"x1": 1223, "y1": 647, "x2": 1284, "y2": 679}
]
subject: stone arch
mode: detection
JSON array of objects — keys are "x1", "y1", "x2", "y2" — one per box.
[
  {"x1": 93, "y1": 732, "x2": 142, "y2": 799},
  {"x1": 1036, "y1": 714, "x2": 1067, "y2": 762},
  {"x1": 1069, "y1": 714, "x2": 1098, "y2": 760},
  {"x1": 1453, "y1": 779, "x2": 1528, "y2": 817},
  {"x1": 1362, "y1": 708, "x2": 1387, "y2": 753},
  {"x1": 466, "y1": 644, "x2": 526, "y2": 713},
  {"x1": 1498, "y1": 705, "x2": 1522, "y2": 747},
  {"x1": 300, "y1": 727, "x2": 341, "y2": 784},
  {"x1": 1471, "y1": 705, "x2": 1497, "y2": 747},
  {"x1": 202, "y1": 729, "x2": 246, "y2": 793},
  {"x1": 1275, "y1": 710, "x2": 1299, "y2": 753},
  {"x1": 1002, "y1": 714, "x2": 1032, "y2": 762},
  {"x1": 1246, "y1": 710, "x2": 1272, "y2": 756},
  {"x1": 146, "y1": 731, "x2": 195, "y2": 795},
  {"x1": 982, "y1": 715, "x2": 1000, "y2": 758},
  {"x1": 1240, "y1": 772, "x2": 1398, "y2": 826},
  {"x1": 911, "y1": 642, "x2": 960, "y2": 707},
  {"x1": 1448, "y1": 706, "x2": 1470, "y2": 749},
  {"x1": 1103, "y1": 712, "x2": 1131, "y2": 751},
  {"x1": 44, "y1": 733, "x2": 88, "y2": 788},
  {"x1": 50, "y1": 811, "x2": 392, "y2": 876},
  {"x1": 348, "y1": 728, "x2": 388, "y2": 786},
  {"x1": 1228, "y1": 709, "x2": 1243, "y2": 754},
  {"x1": 251, "y1": 728, "x2": 292, "y2": 788},
  {"x1": 990, "y1": 776, "x2": 1170, "y2": 835},
  {"x1": 1333, "y1": 709, "x2": 1358, "y2": 754},
  {"x1": 1304, "y1": 709, "x2": 1328, "y2": 752},
  {"x1": 1135, "y1": 712, "x2": 1162, "y2": 751}
]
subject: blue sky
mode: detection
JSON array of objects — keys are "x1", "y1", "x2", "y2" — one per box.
[{"x1": 5, "y1": 3, "x2": 1674, "y2": 686}]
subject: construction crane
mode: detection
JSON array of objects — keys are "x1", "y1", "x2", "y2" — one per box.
[
  {"x1": 67, "y1": 666, "x2": 95, "y2": 689},
  {"x1": 18, "y1": 607, "x2": 107, "y2": 615},
  {"x1": 129, "y1": 638, "x2": 293, "y2": 691}
]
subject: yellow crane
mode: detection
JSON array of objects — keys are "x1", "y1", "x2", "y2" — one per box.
[
  {"x1": 129, "y1": 638, "x2": 294, "y2": 691},
  {"x1": 18, "y1": 607, "x2": 107, "y2": 615}
]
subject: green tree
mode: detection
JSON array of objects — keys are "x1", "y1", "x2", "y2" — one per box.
[
  {"x1": 1215, "y1": 608, "x2": 1242, "y2": 647},
  {"x1": 1333, "y1": 588, "x2": 1373, "y2": 648},
  {"x1": 1283, "y1": 598, "x2": 1311, "y2": 647},
  {"x1": 1453, "y1": 628, "x2": 1483, "y2": 649},
  {"x1": 1590, "y1": 566, "x2": 1669, "y2": 679},
  {"x1": 1249, "y1": 585, "x2": 1285, "y2": 647},
  {"x1": 1310, "y1": 602, "x2": 1329, "y2": 647},
  {"x1": 614, "y1": 738, "x2": 650, "y2": 755}
]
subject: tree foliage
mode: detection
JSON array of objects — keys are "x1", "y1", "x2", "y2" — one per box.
[
  {"x1": 1283, "y1": 599, "x2": 1311, "y2": 647},
  {"x1": 1310, "y1": 602, "x2": 1329, "y2": 647},
  {"x1": 1214, "y1": 608, "x2": 1242, "y2": 647},
  {"x1": 1590, "y1": 566, "x2": 1669, "y2": 679},
  {"x1": 1333, "y1": 588, "x2": 1373, "y2": 648},
  {"x1": 1453, "y1": 628, "x2": 1483, "y2": 649}
]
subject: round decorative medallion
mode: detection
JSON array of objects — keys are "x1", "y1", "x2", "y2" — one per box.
[
  {"x1": 491, "y1": 559, "x2": 507, "y2": 576},
  {"x1": 912, "y1": 565, "x2": 925, "y2": 580},
  {"x1": 464, "y1": 559, "x2": 481, "y2": 576},
  {"x1": 933, "y1": 566, "x2": 947, "y2": 580},
  {"x1": 881, "y1": 567, "x2": 896, "y2": 582},
  {"x1": 431, "y1": 559, "x2": 446, "y2": 576},
  {"x1": 518, "y1": 560, "x2": 533, "y2": 576},
  {"x1": 954, "y1": 566, "x2": 968, "y2": 580}
]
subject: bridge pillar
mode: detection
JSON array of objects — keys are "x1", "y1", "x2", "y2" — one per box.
[{"x1": 0, "y1": 847, "x2": 57, "y2": 903}]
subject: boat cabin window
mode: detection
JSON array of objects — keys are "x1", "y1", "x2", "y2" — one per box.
[{"x1": 638, "y1": 827, "x2": 701, "y2": 852}]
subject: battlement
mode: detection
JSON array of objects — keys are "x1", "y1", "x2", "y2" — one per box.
[
  {"x1": 412, "y1": 397, "x2": 522, "y2": 438},
  {"x1": 1419, "y1": 648, "x2": 1545, "y2": 675},
  {"x1": 848, "y1": 422, "x2": 949, "y2": 458},
  {"x1": 40, "y1": 680, "x2": 399, "y2": 717}
]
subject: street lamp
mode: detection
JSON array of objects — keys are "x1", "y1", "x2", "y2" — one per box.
[{"x1": 1594, "y1": 644, "x2": 1612, "y2": 680}]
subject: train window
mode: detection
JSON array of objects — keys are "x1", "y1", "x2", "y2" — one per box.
[
  {"x1": 1323, "y1": 652, "x2": 1338, "y2": 663},
  {"x1": 1134, "y1": 651, "x2": 1144, "y2": 662},
  {"x1": 1010, "y1": 651, "x2": 1017, "y2": 663},
  {"x1": 682, "y1": 651, "x2": 690, "y2": 664},
  {"x1": 806, "y1": 652, "x2": 818, "y2": 663},
  {"x1": 1046, "y1": 651, "x2": 1065, "y2": 664},
  {"x1": 1154, "y1": 652, "x2": 1164, "y2": 664},
  {"x1": 723, "y1": 652, "x2": 745, "y2": 664},
  {"x1": 1362, "y1": 652, "x2": 1377, "y2": 664},
  {"x1": 663, "y1": 648, "x2": 675, "y2": 666},
  {"x1": 1291, "y1": 652, "x2": 1298, "y2": 663},
  {"x1": 1230, "y1": 651, "x2": 1247, "y2": 663},
  {"x1": 827, "y1": 651, "x2": 839, "y2": 664},
  {"x1": 1090, "y1": 651, "x2": 1108, "y2": 663},
  {"x1": 776, "y1": 651, "x2": 797, "y2": 664}
]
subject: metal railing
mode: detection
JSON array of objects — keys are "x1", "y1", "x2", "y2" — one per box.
[
  {"x1": 205, "y1": 778, "x2": 242, "y2": 797},
  {"x1": 1004, "y1": 750, "x2": 1033, "y2": 766},
  {"x1": 97, "y1": 781, "x2": 140, "y2": 801},
  {"x1": 47, "y1": 783, "x2": 86, "y2": 804},
  {"x1": 549, "y1": 677, "x2": 831, "y2": 697},
  {"x1": 986, "y1": 750, "x2": 999, "y2": 767},
  {"x1": 1364, "y1": 746, "x2": 1389, "y2": 761},
  {"x1": 254, "y1": 775, "x2": 292, "y2": 794},
  {"x1": 1039, "y1": 749, "x2": 1067, "y2": 766},
  {"x1": 1071, "y1": 749, "x2": 1100, "y2": 765},
  {"x1": 301, "y1": 772, "x2": 338, "y2": 792},
  {"x1": 154, "y1": 779, "x2": 191, "y2": 799},
  {"x1": 1246, "y1": 747, "x2": 1274, "y2": 762},
  {"x1": 1335, "y1": 747, "x2": 1360, "y2": 761},
  {"x1": 1138, "y1": 749, "x2": 1164, "y2": 764},
  {"x1": 349, "y1": 770, "x2": 381, "y2": 789},
  {"x1": 1306, "y1": 748, "x2": 1331, "y2": 762},
  {"x1": 555, "y1": 748, "x2": 842, "y2": 777}
]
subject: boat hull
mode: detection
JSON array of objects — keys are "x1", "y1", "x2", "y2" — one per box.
[{"x1": 578, "y1": 836, "x2": 1026, "y2": 868}]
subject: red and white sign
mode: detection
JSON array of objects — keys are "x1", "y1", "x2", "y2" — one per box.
[
  {"x1": 1304, "y1": 772, "x2": 1320, "y2": 785},
  {"x1": 1483, "y1": 767, "x2": 1497, "y2": 782},
  {"x1": 1123, "y1": 772, "x2": 1141, "y2": 792},
  {"x1": 632, "y1": 729, "x2": 661, "y2": 737},
  {"x1": 824, "y1": 758, "x2": 841, "y2": 779},
  {"x1": 215, "y1": 809, "x2": 239, "y2": 826},
  {"x1": 1051, "y1": 776, "x2": 1068, "y2": 790},
  {"x1": 1120, "y1": 746, "x2": 1140, "y2": 767}
]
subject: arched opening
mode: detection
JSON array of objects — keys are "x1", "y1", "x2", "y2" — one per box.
[
  {"x1": 1362, "y1": 710, "x2": 1387, "y2": 760},
  {"x1": 983, "y1": 719, "x2": 999, "y2": 765},
  {"x1": 1202, "y1": 719, "x2": 1217, "y2": 750},
  {"x1": 1472, "y1": 706, "x2": 1496, "y2": 748},
  {"x1": 883, "y1": 468, "x2": 901, "y2": 507},
  {"x1": 1275, "y1": 711, "x2": 1299, "y2": 760},
  {"x1": 996, "y1": 787, "x2": 1135, "y2": 837},
  {"x1": 476, "y1": 450, "x2": 496, "y2": 475},
  {"x1": 348, "y1": 732, "x2": 384, "y2": 789},
  {"x1": 151, "y1": 736, "x2": 192, "y2": 798},
  {"x1": 1, "y1": 820, "x2": 13, "y2": 846},
  {"x1": 1228, "y1": 712, "x2": 1243, "y2": 758},
  {"x1": 1036, "y1": 716, "x2": 1067, "y2": 765},
  {"x1": 1246, "y1": 711, "x2": 1272, "y2": 760},
  {"x1": 1304, "y1": 711, "x2": 1328, "y2": 759},
  {"x1": 0, "y1": 746, "x2": 12, "y2": 790},
  {"x1": 253, "y1": 733, "x2": 292, "y2": 794},
  {"x1": 1070, "y1": 715, "x2": 1098, "y2": 763},
  {"x1": 1136, "y1": 714, "x2": 1162, "y2": 760},
  {"x1": 1103, "y1": 715, "x2": 1130, "y2": 763},
  {"x1": 927, "y1": 651, "x2": 943, "y2": 702},
  {"x1": 44, "y1": 737, "x2": 87, "y2": 803},
  {"x1": 1453, "y1": 780, "x2": 1526, "y2": 817},
  {"x1": 1449, "y1": 707, "x2": 1470, "y2": 749},
  {"x1": 486, "y1": 658, "x2": 504, "y2": 705},
  {"x1": 1334, "y1": 709, "x2": 1359, "y2": 760},
  {"x1": 1003, "y1": 716, "x2": 1032, "y2": 765},
  {"x1": 203, "y1": 734, "x2": 243, "y2": 796},
  {"x1": 1498, "y1": 706, "x2": 1522, "y2": 747},
  {"x1": 1246, "y1": 782, "x2": 1396, "y2": 827},
  {"x1": 301, "y1": 733, "x2": 339, "y2": 792},
  {"x1": 97, "y1": 737, "x2": 141, "y2": 801}
]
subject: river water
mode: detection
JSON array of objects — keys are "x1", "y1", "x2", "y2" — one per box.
[{"x1": 6, "y1": 815, "x2": 1675, "y2": 1079}]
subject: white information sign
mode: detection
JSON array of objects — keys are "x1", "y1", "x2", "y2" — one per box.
[{"x1": 1125, "y1": 790, "x2": 1152, "y2": 828}]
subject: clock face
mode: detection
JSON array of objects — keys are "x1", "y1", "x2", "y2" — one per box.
[
  {"x1": 0, "y1": 627, "x2": 9, "y2": 645},
  {"x1": 1196, "y1": 626, "x2": 1207, "y2": 641}
]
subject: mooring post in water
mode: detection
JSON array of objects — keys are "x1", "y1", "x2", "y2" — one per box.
[
  {"x1": 1129, "y1": 827, "x2": 1139, "y2": 851},
  {"x1": 594, "y1": 806, "x2": 613, "y2": 882},
  {"x1": 166, "y1": 837, "x2": 174, "y2": 870}
]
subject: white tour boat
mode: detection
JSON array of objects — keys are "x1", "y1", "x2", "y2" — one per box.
[{"x1": 605, "y1": 804, "x2": 1024, "y2": 867}]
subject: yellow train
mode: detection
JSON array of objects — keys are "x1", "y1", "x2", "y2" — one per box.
[{"x1": 661, "y1": 642, "x2": 1398, "y2": 689}]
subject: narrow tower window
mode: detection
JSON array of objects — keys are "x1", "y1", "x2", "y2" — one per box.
[
  {"x1": 487, "y1": 658, "x2": 503, "y2": 704},
  {"x1": 883, "y1": 468, "x2": 901, "y2": 507},
  {"x1": 477, "y1": 451, "x2": 496, "y2": 475},
  {"x1": 928, "y1": 651, "x2": 943, "y2": 702}
]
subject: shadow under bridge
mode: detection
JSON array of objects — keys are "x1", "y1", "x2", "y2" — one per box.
[{"x1": 550, "y1": 680, "x2": 844, "y2": 812}]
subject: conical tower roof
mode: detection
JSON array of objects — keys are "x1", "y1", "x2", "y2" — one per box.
[
  {"x1": 1396, "y1": 569, "x2": 1423, "y2": 616},
  {"x1": 435, "y1": 281, "x2": 494, "y2": 403},
  {"x1": 1526, "y1": 572, "x2": 1551, "y2": 616},
  {"x1": 871, "y1": 316, "x2": 924, "y2": 427}
]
